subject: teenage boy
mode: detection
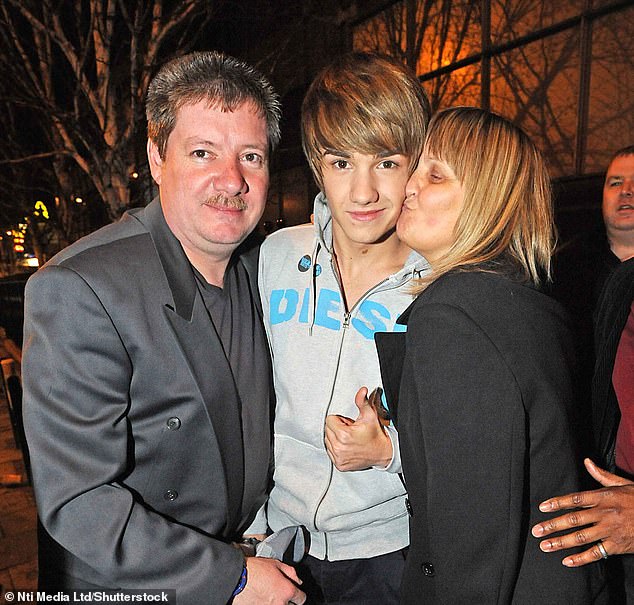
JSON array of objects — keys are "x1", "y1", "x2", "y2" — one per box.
[{"x1": 251, "y1": 53, "x2": 431, "y2": 604}]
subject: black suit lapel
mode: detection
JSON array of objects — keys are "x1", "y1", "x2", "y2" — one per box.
[
  {"x1": 374, "y1": 301, "x2": 413, "y2": 428},
  {"x1": 375, "y1": 331, "x2": 406, "y2": 428},
  {"x1": 592, "y1": 257, "x2": 634, "y2": 468},
  {"x1": 134, "y1": 199, "x2": 244, "y2": 533}
]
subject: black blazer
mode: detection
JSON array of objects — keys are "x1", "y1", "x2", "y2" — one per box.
[
  {"x1": 592, "y1": 256, "x2": 634, "y2": 473},
  {"x1": 376, "y1": 268, "x2": 607, "y2": 604},
  {"x1": 22, "y1": 200, "x2": 272, "y2": 603}
]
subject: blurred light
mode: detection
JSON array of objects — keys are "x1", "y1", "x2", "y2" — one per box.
[
  {"x1": 75, "y1": 197, "x2": 83, "y2": 204},
  {"x1": 131, "y1": 171, "x2": 139, "y2": 179},
  {"x1": 23, "y1": 257, "x2": 39, "y2": 268},
  {"x1": 35, "y1": 200, "x2": 50, "y2": 219},
  {"x1": 14, "y1": 244, "x2": 24, "y2": 252}
]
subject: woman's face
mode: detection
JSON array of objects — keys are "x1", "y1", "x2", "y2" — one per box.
[{"x1": 397, "y1": 153, "x2": 464, "y2": 264}]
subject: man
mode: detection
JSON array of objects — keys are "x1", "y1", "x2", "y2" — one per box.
[
  {"x1": 533, "y1": 146, "x2": 634, "y2": 603},
  {"x1": 249, "y1": 53, "x2": 431, "y2": 604},
  {"x1": 22, "y1": 51, "x2": 305, "y2": 605}
]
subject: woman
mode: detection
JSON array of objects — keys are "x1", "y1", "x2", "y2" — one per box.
[{"x1": 374, "y1": 107, "x2": 607, "y2": 603}]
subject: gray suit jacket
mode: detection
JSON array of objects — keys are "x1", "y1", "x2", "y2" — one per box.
[{"x1": 22, "y1": 199, "x2": 271, "y2": 603}]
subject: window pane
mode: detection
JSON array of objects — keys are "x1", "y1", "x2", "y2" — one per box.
[
  {"x1": 491, "y1": 0, "x2": 586, "y2": 44},
  {"x1": 490, "y1": 30, "x2": 580, "y2": 177},
  {"x1": 584, "y1": 6, "x2": 634, "y2": 173},
  {"x1": 591, "y1": 0, "x2": 629, "y2": 8},
  {"x1": 353, "y1": 0, "x2": 480, "y2": 79},
  {"x1": 422, "y1": 64, "x2": 481, "y2": 110}
]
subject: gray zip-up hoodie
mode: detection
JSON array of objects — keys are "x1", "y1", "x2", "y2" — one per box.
[{"x1": 254, "y1": 193, "x2": 430, "y2": 560}]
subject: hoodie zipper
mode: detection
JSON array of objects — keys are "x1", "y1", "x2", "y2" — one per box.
[
  {"x1": 312, "y1": 306, "x2": 351, "y2": 539},
  {"x1": 311, "y1": 260, "x2": 411, "y2": 554}
]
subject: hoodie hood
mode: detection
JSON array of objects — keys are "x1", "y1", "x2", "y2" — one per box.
[{"x1": 313, "y1": 191, "x2": 334, "y2": 254}]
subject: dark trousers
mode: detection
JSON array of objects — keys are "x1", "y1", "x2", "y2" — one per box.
[
  {"x1": 297, "y1": 549, "x2": 406, "y2": 605},
  {"x1": 607, "y1": 554, "x2": 634, "y2": 604}
]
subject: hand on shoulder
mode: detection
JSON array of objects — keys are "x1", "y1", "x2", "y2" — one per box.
[{"x1": 532, "y1": 458, "x2": 634, "y2": 565}]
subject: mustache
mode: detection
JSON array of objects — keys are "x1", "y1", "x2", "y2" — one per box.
[{"x1": 204, "y1": 194, "x2": 247, "y2": 211}]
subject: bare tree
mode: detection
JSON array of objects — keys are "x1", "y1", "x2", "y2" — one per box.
[
  {"x1": 353, "y1": 0, "x2": 480, "y2": 110},
  {"x1": 0, "y1": 0, "x2": 218, "y2": 224}
]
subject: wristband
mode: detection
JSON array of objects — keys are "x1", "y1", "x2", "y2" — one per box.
[{"x1": 232, "y1": 561, "x2": 248, "y2": 597}]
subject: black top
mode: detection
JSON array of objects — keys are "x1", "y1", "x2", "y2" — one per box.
[
  {"x1": 376, "y1": 267, "x2": 607, "y2": 604},
  {"x1": 549, "y1": 230, "x2": 621, "y2": 456},
  {"x1": 592, "y1": 256, "x2": 634, "y2": 473},
  {"x1": 195, "y1": 261, "x2": 271, "y2": 494}
]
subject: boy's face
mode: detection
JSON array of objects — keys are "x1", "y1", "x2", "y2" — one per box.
[{"x1": 320, "y1": 150, "x2": 410, "y2": 248}]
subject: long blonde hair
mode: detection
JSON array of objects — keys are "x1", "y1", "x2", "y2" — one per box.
[{"x1": 415, "y1": 107, "x2": 555, "y2": 292}]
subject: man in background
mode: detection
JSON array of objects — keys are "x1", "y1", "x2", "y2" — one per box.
[{"x1": 533, "y1": 145, "x2": 634, "y2": 604}]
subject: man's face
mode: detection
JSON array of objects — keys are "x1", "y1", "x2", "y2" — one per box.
[
  {"x1": 603, "y1": 153, "x2": 634, "y2": 237},
  {"x1": 320, "y1": 150, "x2": 410, "y2": 248},
  {"x1": 147, "y1": 100, "x2": 269, "y2": 262}
]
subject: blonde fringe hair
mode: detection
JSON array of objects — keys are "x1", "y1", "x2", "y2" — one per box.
[
  {"x1": 413, "y1": 107, "x2": 555, "y2": 294},
  {"x1": 301, "y1": 53, "x2": 431, "y2": 189}
]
